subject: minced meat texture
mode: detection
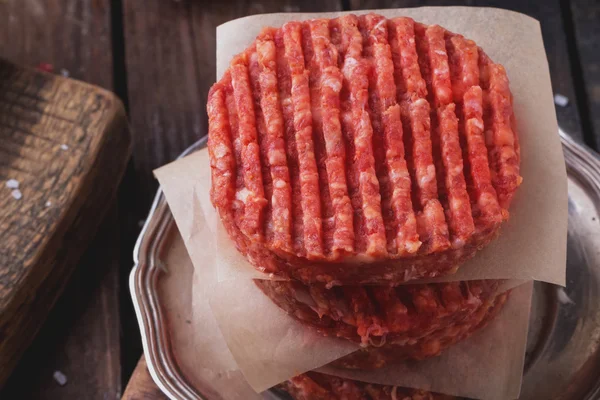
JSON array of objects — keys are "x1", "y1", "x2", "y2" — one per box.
[
  {"x1": 208, "y1": 14, "x2": 521, "y2": 285},
  {"x1": 331, "y1": 291, "x2": 508, "y2": 369},
  {"x1": 280, "y1": 371, "x2": 457, "y2": 400},
  {"x1": 255, "y1": 279, "x2": 505, "y2": 353}
]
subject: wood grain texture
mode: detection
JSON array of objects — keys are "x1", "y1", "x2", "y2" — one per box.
[
  {"x1": 122, "y1": 356, "x2": 168, "y2": 400},
  {"x1": 2, "y1": 208, "x2": 122, "y2": 399},
  {"x1": 0, "y1": 0, "x2": 113, "y2": 89},
  {"x1": 0, "y1": 60, "x2": 130, "y2": 387},
  {"x1": 571, "y1": 0, "x2": 600, "y2": 148},
  {"x1": 348, "y1": 0, "x2": 586, "y2": 142}
]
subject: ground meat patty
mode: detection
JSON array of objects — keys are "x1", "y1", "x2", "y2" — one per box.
[
  {"x1": 279, "y1": 371, "x2": 456, "y2": 400},
  {"x1": 208, "y1": 14, "x2": 521, "y2": 285},
  {"x1": 255, "y1": 279, "x2": 507, "y2": 366},
  {"x1": 332, "y1": 291, "x2": 508, "y2": 369}
]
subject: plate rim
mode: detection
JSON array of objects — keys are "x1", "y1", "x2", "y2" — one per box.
[{"x1": 130, "y1": 136, "x2": 207, "y2": 400}]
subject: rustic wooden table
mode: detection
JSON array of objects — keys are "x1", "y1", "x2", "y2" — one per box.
[{"x1": 0, "y1": 0, "x2": 598, "y2": 399}]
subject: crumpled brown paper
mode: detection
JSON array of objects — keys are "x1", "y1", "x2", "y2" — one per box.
[{"x1": 154, "y1": 6, "x2": 567, "y2": 400}]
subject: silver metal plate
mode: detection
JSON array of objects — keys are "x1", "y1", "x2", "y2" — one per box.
[{"x1": 130, "y1": 131, "x2": 600, "y2": 400}]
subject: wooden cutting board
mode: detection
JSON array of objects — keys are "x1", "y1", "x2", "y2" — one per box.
[{"x1": 0, "y1": 59, "x2": 131, "y2": 387}]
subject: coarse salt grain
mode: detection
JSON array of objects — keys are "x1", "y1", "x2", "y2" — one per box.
[
  {"x1": 554, "y1": 93, "x2": 569, "y2": 107},
  {"x1": 11, "y1": 189, "x2": 22, "y2": 200},
  {"x1": 557, "y1": 287, "x2": 575, "y2": 305},
  {"x1": 46, "y1": 200, "x2": 52, "y2": 207},
  {"x1": 60, "y1": 144, "x2": 69, "y2": 151},
  {"x1": 53, "y1": 370, "x2": 68, "y2": 386},
  {"x1": 6, "y1": 179, "x2": 19, "y2": 189}
]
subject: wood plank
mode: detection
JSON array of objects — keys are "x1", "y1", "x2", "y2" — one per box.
[
  {"x1": 122, "y1": 356, "x2": 168, "y2": 400},
  {"x1": 348, "y1": 0, "x2": 586, "y2": 142},
  {"x1": 119, "y1": 0, "x2": 343, "y2": 380},
  {"x1": 2, "y1": 208, "x2": 122, "y2": 400},
  {"x1": 570, "y1": 0, "x2": 600, "y2": 148},
  {"x1": 0, "y1": 0, "x2": 124, "y2": 397},
  {"x1": 0, "y1": 0, "x2": 113, "y2": 89}
]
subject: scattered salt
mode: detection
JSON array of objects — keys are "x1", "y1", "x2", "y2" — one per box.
[
  {"x1": 46, "y1": 200, "x2": 52, "y2": 207},
  {"x1": 554, "y1": 93, "x2": 569, "y2": 107},
  {"x1": 11, "y1": 189, "x2": 22, "y2": 200},
  {"x1": 60, "y1": 144, "x2": 69, "y2": 151},
  {"x1": 53, "y1": 370, "x2": 68, "y2": 386},
  {"x1": 6, "y1": 179, "x2": 19, "y2": 189},
  {"x1": 557, "y1": 287, "x2": 575, "y2": 305},
  {"x1": 60, "y1": 68, "x2": 70, "y2": 77}
]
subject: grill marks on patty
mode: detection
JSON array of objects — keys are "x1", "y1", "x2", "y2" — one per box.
[{"x1": 208, "y1": 14, "x2": 520, "y2": 262}]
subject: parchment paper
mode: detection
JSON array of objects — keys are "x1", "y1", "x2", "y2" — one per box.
[
  {"x1": 155, "y1": 152, "x2": 358, "y2": 387},
  {"x1": 157, "y1": 214, "x2": 530, "y2": 400},
  {"x1": 154, "y1": 6, "x2": 566, "y2": 399},
  {"x1": 156, "y1": 150, "x2": 532, "y2": 399},
  {"x1": 209, "y1": 278, "x2": 532, "y2": 400}
]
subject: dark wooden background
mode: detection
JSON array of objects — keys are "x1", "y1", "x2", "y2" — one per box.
[{"x1": 0, "y1": 0, "x2": 598, "y2": 398}]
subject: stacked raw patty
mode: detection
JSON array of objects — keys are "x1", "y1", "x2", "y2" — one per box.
[
  {"x1": 281, "y1": 372, "x2": 456, "y2": 400},
  {"x1": 256, "y1": 279, "x2": 508, "y2": 368},
  {"x1": 208, "y1": 12, "x2": 520, "y2": 398}
]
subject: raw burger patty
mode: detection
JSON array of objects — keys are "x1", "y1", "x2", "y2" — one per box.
[
  {"x1": 208, "y1": 13, "x2": 521, "y2": 285},
  {"x1": 280, "y1": 371, "x2": 456, "y2": 400},
  {"x1": 256, "y1": 279, "x2": 508, "y2": 367}
]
